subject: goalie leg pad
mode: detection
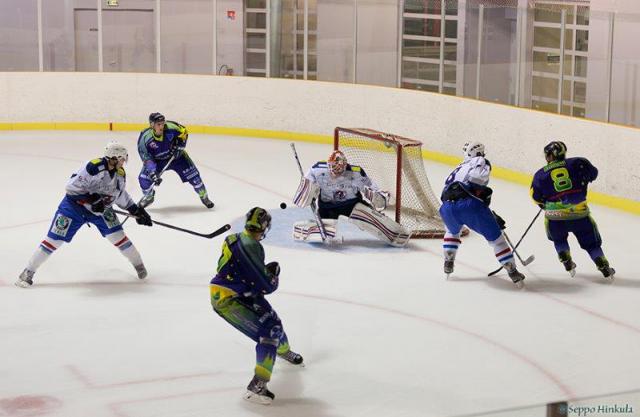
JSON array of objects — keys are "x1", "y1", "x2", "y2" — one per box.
[
  {"x1": 293, "y1": 177, "x2": 320, "y2": 208},
  {"x1": 349, "y1": 203, "x2": 411, "y2": 247},
  {"x1": 293, "y1": 219, "x2": 337, "y2": 242}
]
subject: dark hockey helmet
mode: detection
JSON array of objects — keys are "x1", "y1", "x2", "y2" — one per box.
[
  {"x1": 245, "y1": 207, "x2": 272, "y2": 236},
  {"x1": 544, "y1": 141, "x2": 567, "y2": 161},
  {"x1": 149, "y1": 112, "x2": 165, "y2": 124}
]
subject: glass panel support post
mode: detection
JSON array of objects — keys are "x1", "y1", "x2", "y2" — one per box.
[
  {"x1": 605, "y1": 11, "x2": 615, "y2": 123},
  {"x1": 475, "y1": 4, "x2": 484, "y2": 99},
  {"x1": 557, "y1": 8, "x2": 566, "y2": 113}
]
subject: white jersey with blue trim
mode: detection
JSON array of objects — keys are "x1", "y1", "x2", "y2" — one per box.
[
  {"x1": 445, "y1": 156, "x2": 491, "y2": 188},
  {"x1": 305, "y1": 162, "x2": 376, "y2": 203},
  {"x1": 65, "y1": 158, "x2": 135, "y2": 210}
]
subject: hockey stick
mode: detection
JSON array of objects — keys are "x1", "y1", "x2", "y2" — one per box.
[
  {"x1": 122, "y1": 154, "x2": 176, "y2": 226},
  {"x1": 488, "y1": 207, "x2": 543, "y2": 276},
  {"x1": 290, "y1": 143, "x2": 329, "y2": 242},
  {"x1": 114, "y1": 209, "x2": 230, "y2": 239},
  {"x1": 504, "y1": 231, "x2": 535, "y2": 266}
]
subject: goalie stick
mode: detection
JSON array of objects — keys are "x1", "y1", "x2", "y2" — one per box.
[
  {"x1": 114, "y1": 209, "x2": 230, "y2": 239},
  {"x1": 290, "y1": 143, "x2": 329, "y2": 242},
  {"x1": 488, "y1": 208, "x2": 543, "y2": 276},
  {"x1": 122, "y1": 154, "x2": 176, "y2": 226}
]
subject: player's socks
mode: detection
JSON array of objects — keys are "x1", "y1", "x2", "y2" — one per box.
[
  {"x1": 558, "y1": 251, "x2": 576, "y2": 277},
  {"x1": 107, "y1": 232, "x2": 146, "y2": 279},
  {"x1": 16, "y1": 238, "x2": 64, "y2": 287},
  {"x1": 195, "y1": 185, "x2": 214, "y2": 209}
]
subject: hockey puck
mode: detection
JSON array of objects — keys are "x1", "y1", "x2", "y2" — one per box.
[{"x1": 280, "y1": 202, "x2": 287, "y2": 209}]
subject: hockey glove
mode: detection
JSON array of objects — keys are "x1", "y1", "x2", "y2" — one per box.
[
  {"x1": 265, "y1": 261, "x2": 280, "y2": 293},
  {"x1": 265, "y1": 261, "x2": 280, "y2": 278},
  {"x1": 492, "y1": 211, "x2": 506, "y2": 230},
  {"x1": 149, "y1": 171, "x2": 163, "y2": 186},
  {"x1": 88, "y1": 194, "x2": 105, "y2": 213},
  {"x1": 127, "y1": 204, "x2": 153, "y2": 227},
  {"x1": 171, "y1": 140, "x2": 186, "y2": 157}
]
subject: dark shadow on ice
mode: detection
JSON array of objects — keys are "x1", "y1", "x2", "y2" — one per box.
[
  {"x1": 231, "y1": 206, "x2": 416, "y2": 254},
  {"x1": 578, "y1": 274, "x2": 640, "y2": 288},
  {"x1": 146, "y1": 205, "x2": 208, "y2": 215},
  {"x1": 37, "y1": 273, "x2": 152, "y2": 296},
  {"x1": 241, "y1": 366, "x2": 337, "y2": 417}
]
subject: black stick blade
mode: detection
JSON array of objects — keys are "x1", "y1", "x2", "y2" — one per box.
[{"x1": 206, "y1": 224, "x2": 231, "y2": 239}]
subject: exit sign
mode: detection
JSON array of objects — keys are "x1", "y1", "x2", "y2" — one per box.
[{"x1": 107, "y1": 0, "x2": 119, "y2": 6}]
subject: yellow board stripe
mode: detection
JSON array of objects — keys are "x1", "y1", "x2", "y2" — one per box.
[{"x1": 1, "y1": 121, "x2": 638, "y2": 214}]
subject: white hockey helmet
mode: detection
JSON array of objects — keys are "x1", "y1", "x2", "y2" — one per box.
[
  {"x1": 462, "y1": 141, "x2": 485, "y2": 159},
  {"x1": 105, "y1": 141, "x2": 128, "y2": 162}
]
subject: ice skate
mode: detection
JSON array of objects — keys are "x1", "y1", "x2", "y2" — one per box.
[
  {"x1": 200, "y1": 195, "x2": 214, "y2": 209},
  {"x1": 15, "y1": 269, "x2": 35, "y2": 288},
  {"x1": 558, "y1": 252, "x2": 576, "y2": 277},
  {"x1": 505, "y1": 262, "x2": 525, "y2": 288},
  {"x1": 244, "y1": 376, "x2": 274, "y2": 405},
  {"x1": 562, "y1": 260, "x2": 576, "y2": 277},
  {"x1": 444, "y1": 251, "x2": 455, "y2": 279},
  {"x1": 134, "y1": 264, "x2": 148, "y2": 279},
  {"x1": 444, "y1": 260, "x2": 454, "y2": 279},
  {"x1": 595, "y1": 257, "x2": 615, "y2": 281},
  {"x1": 278, "y1": 349, "x2": 304, "y2": 366},
  {"x1": 139, "y1": 190, "x2": 155, "y2": 208}
]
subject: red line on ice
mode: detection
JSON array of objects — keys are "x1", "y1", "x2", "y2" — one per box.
[{"x1": 282, "y1": 290, "x2": 576, "y2": 399}]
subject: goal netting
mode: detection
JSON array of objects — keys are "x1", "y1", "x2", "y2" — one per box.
[{"x1": 334, "y1": 127, "x2": 447, "y2": 238}]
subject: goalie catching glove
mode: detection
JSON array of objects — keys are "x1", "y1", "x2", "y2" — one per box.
[{"x1": 127, "y1": 204, "x2": 153, "y2": 226}]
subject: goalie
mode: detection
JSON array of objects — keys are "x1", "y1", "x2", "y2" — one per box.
[{"x1": 292, "y1": 150, "x2": 411, "y2": 246}]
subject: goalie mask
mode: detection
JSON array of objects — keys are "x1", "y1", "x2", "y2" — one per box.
[
  {"x1": 462, "y1": 141, "x2": 485, "y2": 159},
  {"x1": 544, "y1": 141, "x2": 567, "y2": 162},
  {"x1": 245, "y1": 207, "x2": 272, "y2": 238},
  {"x1": 328, "y1": 150, "x2": 348, "y2": 176}
]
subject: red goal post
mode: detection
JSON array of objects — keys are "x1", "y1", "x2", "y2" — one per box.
[{"x1": 334, "y1": 127, "x2": 451, "y2": 238}]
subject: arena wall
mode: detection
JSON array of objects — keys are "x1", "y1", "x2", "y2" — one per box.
[{"x1": 1, "y1": 72, "x2": 639, "y2": 213}]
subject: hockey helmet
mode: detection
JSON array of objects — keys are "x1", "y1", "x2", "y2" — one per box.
[
  {"x1": 328, "y1": 149, "x2": 348, "y2": 176},
  {"x1": 544, "y1": 141, "x2": 567, "y2": 161},
  {"x1": 462, "y1": 141, "x2": 485, "y2": 159},
  {"x1": 245, "y1": 207, "x2": 272, "y2": 238},
  {"x1": 105, "y1": 141, "x2": 128, "y2": 162},
  {"x1": 149, "y1": 112, "x2": 166, "y2": 125}
]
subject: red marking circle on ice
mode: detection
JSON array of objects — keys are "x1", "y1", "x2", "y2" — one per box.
[{"x1": 0, "y1": 395, "x2": 62, "y2": 416}]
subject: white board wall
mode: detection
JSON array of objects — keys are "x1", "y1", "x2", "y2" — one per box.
[{"x1": 1, "y1": 72, "x2": 639, "y2": 201}]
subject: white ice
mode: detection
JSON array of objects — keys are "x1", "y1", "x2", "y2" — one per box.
[{"x1": 1, "y1": 131, "x2": 639, "y2": 417}]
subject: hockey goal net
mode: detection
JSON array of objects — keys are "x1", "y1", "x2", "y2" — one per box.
[{"x1": 335, "y1": 127, "x2": 447, "y2": 238}]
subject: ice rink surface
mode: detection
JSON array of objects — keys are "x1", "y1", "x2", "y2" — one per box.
[{"x1": 1, "y1": 131, "x2": 639, "y2": 417}]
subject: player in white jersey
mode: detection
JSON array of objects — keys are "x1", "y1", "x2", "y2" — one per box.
[
  {"x1": 16, "y1": 142, "x2": 153, "y2": 288},
  {"x1": 292, "y1": 150, "x2": 410, "y2": 246},
  {"x1": 439, "y1": 142, "x2": 525, "y2": 287}
]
